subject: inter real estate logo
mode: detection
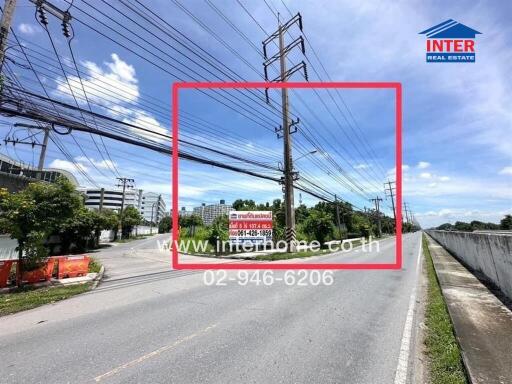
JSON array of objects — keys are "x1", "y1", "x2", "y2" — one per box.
[{"x1": 419, "y1": 19, "x2": 481, "y2": 63}]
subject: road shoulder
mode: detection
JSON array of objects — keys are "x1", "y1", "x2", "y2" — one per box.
[{"x1": 425, "y1": 233, "x2": 512, "y2": 384}]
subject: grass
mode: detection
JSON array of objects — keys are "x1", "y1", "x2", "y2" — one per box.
[
  {"x1": 423, "y1": 234, "x2": 467, "y2": 384},
  {"x1": 0, "y1": 283, "x2": 92, "y2": 317},
  {"x1": 88, "y1": 257, "x2": 102, "y2": 273}
]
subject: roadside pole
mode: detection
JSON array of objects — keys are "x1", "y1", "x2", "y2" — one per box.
[
  {"x1": 0, "y1": 0, "x2": 17, "y2": 75},
  {"x1": 116, "y1": 177, "x2": 134, "y2": 239},
  {"x1": 262, "y1": 13, "x2": 307, "y2": 252}
]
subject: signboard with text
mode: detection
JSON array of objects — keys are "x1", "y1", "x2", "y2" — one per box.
[{"x1": 229, "y1": 211, "x2": 273, "y2": 245}]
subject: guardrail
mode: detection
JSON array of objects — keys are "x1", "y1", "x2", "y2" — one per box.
[{"x1": 426, "y1": 230, "x2": 512, "y2": 301}]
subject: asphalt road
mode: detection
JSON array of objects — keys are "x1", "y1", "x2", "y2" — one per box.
[{"x1": 0, "y1": 232, "x2": 423, "y2": 384}]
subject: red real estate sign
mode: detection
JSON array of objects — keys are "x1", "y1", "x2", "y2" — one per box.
[{"x1": 228, "y1": 211, "x2": 273, "y2": 245}]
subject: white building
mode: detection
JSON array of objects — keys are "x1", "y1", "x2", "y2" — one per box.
[
  {"x1": 80, "y1": 188, "x2": 143, "y2": 212},
  {"x1": 171, "y1": 207, "x2": 193, "y2": 217},
  {"x1": 140, "y1": 192, "x2": 167, "y2": 223},
  {"x1": 0, "y1": 153, "x2": 78, "y2": 192},
  {"x1": 193, "y1": 200, "x2": 232, "y2": 225}
]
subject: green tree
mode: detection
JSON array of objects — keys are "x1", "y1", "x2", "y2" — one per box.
[
  {"x1": 208, "y1": 214, "x2": 228, "y2": 246},
  {"x1": 350, "y1": 212, "x2": 372, "y2": 238},
  {"x1": 437, "y1": 223, "x2": 453, "y2": 230},
  {"x1": 180, "y1": 214, "x2": 203, "y2": 228},
  {"x1": 295, "y1": 204, "x2": 309, "y2": 224},
  {"x1": 500, "y1": 215, "x2": 512, "y2": 230},
  {"x1": 232, "y1": 199, "x2": 256, "y2": 211},
  {"x1": 120, "y1": 206, "x2": 143, "y2": 238},
  {"x1": 158, "y1": 216, "x2": 171, "y2": 233},
  {"x1": 0, "y1": 178, "x2": 82, "y2": 283},
  {"x1": 302, "y1": 209, "x2": 334, "y2": 244},
  {"x1": 57, "y1": 208, "x2": 116, "y2": 253},
  {"x1": 453, "y1": 221, "x2": 472, "y2": 231}
]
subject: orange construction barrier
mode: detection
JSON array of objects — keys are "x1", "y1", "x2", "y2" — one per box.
[
  {"x1": 0, "y1": 260, "x2": 14, "y2": 288},
  {"x1": 22, "y1": 258, "x2": 55, "y2": 284},
  {"x1": 57, "y1": 255, "x2": 90, "y2": 279}
]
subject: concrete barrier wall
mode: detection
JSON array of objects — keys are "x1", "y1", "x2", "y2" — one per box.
[
  {"x1": 427, "y1": 230, "x2": 512, "y2": 300},
  {"x1": 99, "y1": 226, "x2": 156, "y2": 242},
  {"x1": 0, "y1": 235, "x2": 18, "y2": 260}
]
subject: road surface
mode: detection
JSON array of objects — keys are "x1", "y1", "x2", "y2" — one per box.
[{"x1": 0, "y1": 232, "x2": 423, "y2": 383}]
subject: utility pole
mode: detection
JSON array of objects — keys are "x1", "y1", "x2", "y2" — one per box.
[
  {"x1": 370, "y1": 196, "x2": 383, "y2": 237},
  {"x1": 150, "y1": 201, "x2": 156, "y2": 235},
  {"x1": 403, "y1": 202, "x2": 411, "y2": 232},
  {"x1": 7, "y1": 123, "x2": 51, "y2": 179},
  {"x1": 99, "y1": 187, "x2": 105, "y2": 212},
  {"x1": 37, "y1": 126, "x2": 50, "y2": 171},
  {"x1": 0, "y1": 0, "x2": 17, "y2": 75},
  {"x1": 384, "y1": 180, "x2": 396, "y2": 225},
  {"x1": 262, "y1": 13, "x2": 307, "y2": 253},
  {"x1": 116, "y1": 177, "x2": 134, "y2": 239},
  {"x1": 335, "y1": 194, "x2": 342, "y2": 239}
]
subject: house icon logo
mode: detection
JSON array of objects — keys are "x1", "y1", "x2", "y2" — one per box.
[{"x1": 419, "y1": 19, "x2": 481, "y2": 63}]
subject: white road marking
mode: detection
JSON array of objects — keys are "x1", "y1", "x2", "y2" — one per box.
[
  {"x1": 94, "y1": 324, "x2": 217, "y2": 382},
  {"x1": 394, "y1": 234, "x2": 422, "y2": 384}
]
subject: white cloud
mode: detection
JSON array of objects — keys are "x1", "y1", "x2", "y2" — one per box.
[
  {"x1": 18, "y1": 23, "x2": 36, "y2": 35},
  {"x1": 49, "y1": 159, "x2": 88, "y2": 174},
  {"x1": 355, "y1": 163, "x2": 369, "y2": 169},
  {"x1": 419, "y1": 172, "x2": 432, "y2": 179},
  {"x1": 122, "y1": 110, "x2": 169, "y2": 142},
  {"x1": 56, "y1": 53, "x2": 139, "y2": 107},
  {"x1": 439, "y1": 176, "x2": 450, "y2": 181},
  {"x1": 74, "y1": 156, "x2": 117, "y2": 170},
  {"x1": 417, "y1": 161, "x2": 430, "y2": 169},
  {"x1": 386, "y1": 164, "x2": 409, "y2": 178},
  {"x1": 499, "y1": 166, "x2": 512, "y2": 175},
  {"x1": 54, "y1": 53, "x2": 170, "y2": 142}
]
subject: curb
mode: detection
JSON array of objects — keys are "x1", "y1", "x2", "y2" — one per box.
[{"x1": 91, "y1": 265, "x2": 105, "y2": 290}]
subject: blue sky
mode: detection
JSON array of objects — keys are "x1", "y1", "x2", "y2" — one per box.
[{"x1": 2, "y1": 0, "x2": 511, "y2": 228}]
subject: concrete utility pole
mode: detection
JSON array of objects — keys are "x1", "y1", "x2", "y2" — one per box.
[
  {"x1": 99, "y1": 187, "x2": 105, "y2": 212},
  {"x1": 262, "y1": 13, "x2": 307, "y2": 253},
  {"x1": 116, "y1": 177, "x2": 134, "y2": 238},
  {"x1": 278, "y1": 25, "x2": 296, "y2": 252},
  {"x1": 37, "y1": 126, "x2": 50, "y2": 171},
  {"x1": 0, "y1": 0, "x2": 16, "y2": 75},
  {"x1": 384, "y1": 180, "x2": 396, "y2": 225},
  {"x1": 150, "y1": 201, "x2": 157, "y2": 235},
  {"x1": 370, "y1": 196, "x2": 383, "y2": 237},
  {"x1": 8, "y1": 123, "x2": 51, "y2": 179},
  {"x1": 335, "y1": 194, "x2": 342, "y2": 239},
  {"x1": 403, "y1": 202, "x2": 410, "y2": 224}
]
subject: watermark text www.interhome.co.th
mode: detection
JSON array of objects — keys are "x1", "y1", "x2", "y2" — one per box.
[{"x1": 157, "y1": 237, "x2": 381, "y2": 254}]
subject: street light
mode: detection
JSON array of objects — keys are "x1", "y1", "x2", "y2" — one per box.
[{"x1": 294, "y1": 150, "x2": 317, "y2": 162}]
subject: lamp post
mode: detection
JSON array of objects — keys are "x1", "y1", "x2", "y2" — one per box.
[{"x1": 294, "y1": 149, "x2": 317, "y2": 162}]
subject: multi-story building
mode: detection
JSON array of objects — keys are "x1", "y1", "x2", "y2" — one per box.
[
  {"x1": 193, "y1": 199, "x2": 232, "y2": 225},
  {"x1": 0, "y1": 153, "x2": 78, "y2": 192},
  {"x1": 140, "y1": 192, "x2": 167, "y2": 223},
  {"x1": 171, "y1": 207, "x2": 193, "y2": 217},
  {"x1": 79, "y1": 188, "x2": 143, "y2": 212}
]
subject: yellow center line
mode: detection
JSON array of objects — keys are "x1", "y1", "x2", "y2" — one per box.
[{"x1": 94, "y1": 324, "x2": 218, "y2": 382}]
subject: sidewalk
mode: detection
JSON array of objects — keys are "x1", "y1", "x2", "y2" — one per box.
[{"x1": 425, "y1": 234, "x2": 512, "y2": 384}]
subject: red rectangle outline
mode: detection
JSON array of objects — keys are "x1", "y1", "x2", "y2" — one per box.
[{"x1": 172, "y1": 82, "x2": 402, "y2": 270}]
